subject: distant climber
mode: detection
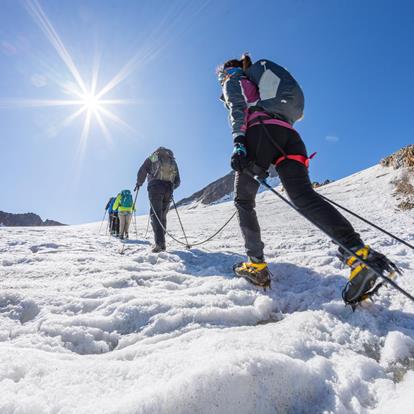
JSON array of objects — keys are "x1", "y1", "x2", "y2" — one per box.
[
  {"x1": 135, "y1": 147, "x2": 180, "y2": 253},
  {"x1": 105, "y1": 196, "x2": 119, "y2": 236},
  {"x1": 112, "y1": 190, "x2": 135, "y2": 240}
]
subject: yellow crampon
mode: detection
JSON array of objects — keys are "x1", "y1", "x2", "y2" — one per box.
[
  {"x1": 233, "y1": 261, "x2": 271, "y2": 288},
  {"x1": 346, "y1": 245, "x2": 370, "y2": 281},
  {"x1": 238, "y1": 262, "x2": 268, "y2": 273}
]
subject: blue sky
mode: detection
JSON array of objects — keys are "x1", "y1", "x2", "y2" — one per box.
[{"x1": 1, "y1": 0, "x2": 413, "y2": 224}]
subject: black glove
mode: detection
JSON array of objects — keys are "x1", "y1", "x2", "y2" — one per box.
[
  {"x1": 134, "y1": 184, "x2": 140, "y2": 192},
  {"x1": 230, "y1": 136, "x2": 249, "y2": 172}
]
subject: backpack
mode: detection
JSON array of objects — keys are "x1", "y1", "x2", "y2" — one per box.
[
  {"x1": 246, "y1": 59, "x2": 304, "y2": 124},
  {"x1": 108, "y1": 197, "x2": 116, "y2": 213},
  {"x1": 149, "y1": 148, "x2": 178, "y2": 184},
  {"x1": 120, "y1": 190, "x2": 133, "y2": 208}
]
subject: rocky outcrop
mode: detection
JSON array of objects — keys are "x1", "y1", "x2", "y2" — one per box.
[
  {"x1": 176, "y1": 165, "x2": 279, "y2": 207},
  {"x1": 176, "y1": 171, "x2": 236, "y2": 207},
  {"x1": 312, "y1": 179, "x2": 334, "y2": 188},
  {"x1": 0, "y1": 211, "x2": 65, "y2": 227},
  {"x1": 382, "y1": 145, "x2": 414, "y2": 211},
  {"x1": 381, "y1": 145, "x2": 414, "y2": 169}
]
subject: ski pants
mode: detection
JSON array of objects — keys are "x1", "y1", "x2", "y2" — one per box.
[
  {"x1": 235, "y1": 124, "x2": 362, "y2": 260},
  {"x1": 148, "y1": 182, "x2": 173, "y2": 247},
  {"x1": 118, "y1": 212, "x2": 132, "y2": 238},
  {"x1": 109, "y1": 213, "x2": 119, "y2": 235}
]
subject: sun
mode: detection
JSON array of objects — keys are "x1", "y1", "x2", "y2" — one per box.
[
  {"x1": 82, "y1": 93, "x2": 100, "y2": 113},
  {"x1": 0, "y1": 0, "x2": 137, "y2": 157}
]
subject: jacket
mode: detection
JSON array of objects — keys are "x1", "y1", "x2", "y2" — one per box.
[{"x1": 112, "y1": 194, "x2": 135, "y2": 213}]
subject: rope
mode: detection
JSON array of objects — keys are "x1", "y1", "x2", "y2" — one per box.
[
  {"x1": 171, "y1": 197, "x2": 190, "y2": 248},
  {"x1": 149, "y1": 199, "x2": 191, "y2": 247},
  {"x1": 319, "y1": 193, "x2": 414, "y2": 251},
  {"x1": 189, "y1": 211, "x2": 237, "y2": 247},
  {"x1": 148, "y1": 199, "x2": 236, "y2": 249},
  {"x1": 257, "y1": 176, "x2": 414, "y2": 305}
]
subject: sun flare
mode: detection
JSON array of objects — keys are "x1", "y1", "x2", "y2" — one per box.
[{"x1": 0, "y1": 0, "x2": 138, "y2": 158}]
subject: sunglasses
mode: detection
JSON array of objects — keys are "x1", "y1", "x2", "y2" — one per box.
[{"x1": 217, "y1": 66, "x2": 243, "y2": 84}]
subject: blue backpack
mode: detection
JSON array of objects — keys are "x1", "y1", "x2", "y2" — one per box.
[
  {"x1": 108, "y1": 197, "x2": 116, "y2": 213},
  {"x1": 120, "y1": 190, "x2": 133, "y2": 208}
]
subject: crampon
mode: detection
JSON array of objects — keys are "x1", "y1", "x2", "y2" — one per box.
[{"x1": 233, "y1": 262, "x2": 272, "y2": 289}]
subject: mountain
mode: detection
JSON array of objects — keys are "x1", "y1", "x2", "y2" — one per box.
[
  {"x1": 176, "y1": 164, "x2": 280, "y2": 207},
  {"x1": 0, "y1": 211, "x2": 65, "y2": 226},
  {"x1": 1, "y1": 149, "x2": 414, "y2": 412}
]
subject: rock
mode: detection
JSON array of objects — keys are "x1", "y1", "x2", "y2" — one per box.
[
  {"x1": 381, "y1": 145, "x2": 414, "y2": 169},
  {"x1": 0, "y1": 211, "x2": 65, "y2": 227},
  {"x1": 176, "y1": 165, "x2": 279, "y2": 207}
]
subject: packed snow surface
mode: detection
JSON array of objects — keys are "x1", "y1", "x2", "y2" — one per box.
[{"x1": 1, "y1": 164, "x2": 414, "y2": 413}]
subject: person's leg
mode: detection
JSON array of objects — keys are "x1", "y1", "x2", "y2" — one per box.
[
  {"x1": 119, "y1": 214, "x2": 126, "y2": 239},
  {"x1": 149, "y1": 189, "x2": 166, "y2": 247},
  {"x1": 108, "y1": 214, "x2": 113, "y2": 233},
  {"x1": 234, "y1": 171, "x2": 263, "y2": 261},
  {"x1": 251, "y1": 124, "x2": 393, "y2": 302},
  {"x1": 277, "y1": 160, "x2": 362, "y2": 248},
  {"x1": 123, "y1": 213, "x2": 132, "y2": 238},
  {"x1": 159, "y1": 189, "x2": 172, "y2": 248},
  {"x1": 263, "y1": 126, "x2": 363, "y2": 248}
]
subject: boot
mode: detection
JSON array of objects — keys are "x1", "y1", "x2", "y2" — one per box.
[
  {"x1": 339, "y1": 245, "x2": 399, "y2": 306},
  {"x1": 151, "y1": 244, "x2": 166, "y2": 253},
  {"x1": 233, "y1": 260, "x2": 271, "y2": 288}
]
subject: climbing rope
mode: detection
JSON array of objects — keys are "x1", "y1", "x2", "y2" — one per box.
[
  {"x1": 148, "y1": 199, "x2": 237, "y2": 249},
  {"x1": 319, "y1": 193, "x2": 414, "y2": 251}
]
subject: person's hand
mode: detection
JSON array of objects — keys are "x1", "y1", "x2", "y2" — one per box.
[
  {"x1": 231, "y1": 136, "x2": 249, "y2": 172},
  {"x1": 134, "y1": 184, "x2": 140, "y2": 192}
]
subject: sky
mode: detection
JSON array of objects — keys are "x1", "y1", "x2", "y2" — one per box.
[{"x1": 1, "y1": 0, "x2": 413, "y2": 225}]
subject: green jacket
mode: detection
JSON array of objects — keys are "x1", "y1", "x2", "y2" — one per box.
[{"x1": 112, "y1": 194, "x2": 135, "y2": 213}]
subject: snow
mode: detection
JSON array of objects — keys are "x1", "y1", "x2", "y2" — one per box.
[{"x1": 1, "y1": 164, "x2": 414, "y2": 413}]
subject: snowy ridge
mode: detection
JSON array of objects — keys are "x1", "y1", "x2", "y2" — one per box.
[{"x1": 1, "y1": 164, "x2": 414, "y2": 413}]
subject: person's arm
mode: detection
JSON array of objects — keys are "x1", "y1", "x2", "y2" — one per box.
[
  {"x1": 222, "y1": 77, "x2": 248, "y2": 140},
  {"x1": 105, "y1": 199, "x2": 111, "y2": 210},
  {"x1": 136, "y1": 158, "x2": 152, "y2": 189},
  {"x1": 173, "y1": 165, "x2": 180, "y2": 190}
]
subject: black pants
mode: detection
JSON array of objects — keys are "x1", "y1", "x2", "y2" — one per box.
[
  {"x1": 109, "y1": 213, "x2": 119, "y2": 235},
  {"x1": 148, "y1": 181, "x2": 173, "y2": 247},
  {"x1": 235, "y1": 124, "x2": 362, "y2": 260}
]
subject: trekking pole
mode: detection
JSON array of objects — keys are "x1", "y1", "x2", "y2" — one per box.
[
  {"x1": 133, "y1": 189, "x2": 139, "y2": 238},
  {"x1": 318, "y1": 193, "x2": 414, "y2": 251},
  {"x1": 171, "y1": 196, "x2": 190, "y2": 249},
  {"x1": 254, "y1": 174, "x2": 414, "y2": 304},
  {"x1": 99, "y1": 210, "x2": 107, "y2": 234}
]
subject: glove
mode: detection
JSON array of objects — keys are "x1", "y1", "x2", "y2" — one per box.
[
  {"x1": 231, "y1": 136, "x2": 249, "y2": 172},
  {"x1": 134, "y1": 184, "x2": 140, "y2": 192}
]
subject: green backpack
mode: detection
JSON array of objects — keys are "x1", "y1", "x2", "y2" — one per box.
[
  {"x1": 150, "y1": 148, "x2": 178, "y2": 183},
  {"x1": 120, "y1": 190, "x2": 133, "y2": 208}
]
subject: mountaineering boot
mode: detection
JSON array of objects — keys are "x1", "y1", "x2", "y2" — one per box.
[
  {"x1": 339, "y1": 245, "x2": 400, "y2": 306},
  {"x1": 151, "y1": 244, "x2": 166, "y2": 253},
  {"x1": 233, "y1": 259, "x2": 271, "y2": 288}
]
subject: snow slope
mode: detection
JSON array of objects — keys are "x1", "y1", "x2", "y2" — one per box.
[{"x1": 1, "y1": 164, "x2": 414, "y2": 414}]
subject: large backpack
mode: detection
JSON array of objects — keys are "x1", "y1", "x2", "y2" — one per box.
[
  {"x1": 149, "y1": 148, "x2": 178, "y2": 184},
  {"x1": 120, "y1": 190, "x2": 133, "y2": 208},
  {"x1": 246, "y1": 59, "x2": 304, "y2": 125}
]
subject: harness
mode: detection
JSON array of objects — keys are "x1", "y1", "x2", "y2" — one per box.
[{"x1": 247, "y1": 110, "x2": 315, "y2": 168}]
